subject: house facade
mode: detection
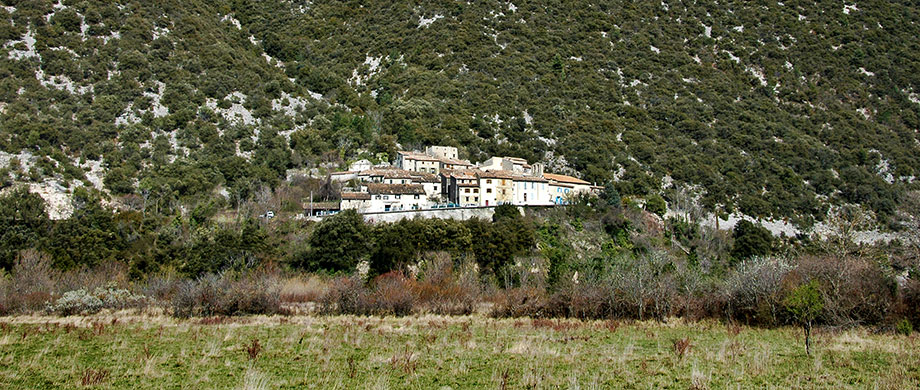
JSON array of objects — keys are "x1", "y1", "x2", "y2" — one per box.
[
  {"x1": 366, "y1": 183, "x2": 429, "y2": 212},
  {"x1": 513, "y1": 176, "x2": 551, "y2": 206},
  {"x1": 396, "y1": 151, "x2": 441, "y2": 174},
  {"x1": 340, "y1": 192, "x2": 372, "y2": 212},
  {"x1": 477, "y1": 170, "x2": 513, "y2": 206}
]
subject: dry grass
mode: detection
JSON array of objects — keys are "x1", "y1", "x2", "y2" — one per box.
[
  {"x1": 279, "y1": 275, "x2": 328, "y2": 304},
  {"x1": 0, "y1": 314, "x2": 916, "y2": 389}
]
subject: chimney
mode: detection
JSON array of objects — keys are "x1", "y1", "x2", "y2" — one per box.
[{"x1": 533, "y1": 163, "x2": 544, "y2": 177}]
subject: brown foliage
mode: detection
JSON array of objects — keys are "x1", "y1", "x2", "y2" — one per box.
[
  {"x1": 80, "y1": 369, "x2": 109, "y2": 386},
  {"x1": 791, "y1": 256, "x2": 895, "y2": 326},
  {"x1": 672, "y1": 337, "x2": 692, "y2": 360},
  {"x1": 246, "y1": 338, "x2": 262, "y2": 360}
]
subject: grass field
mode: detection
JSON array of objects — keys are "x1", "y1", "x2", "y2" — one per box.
[{"x1": 0, "y1": 313, "x2": 917, "y2": 389}]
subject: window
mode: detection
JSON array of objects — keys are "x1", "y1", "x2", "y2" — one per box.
[
  {"x1": 395, "y1": 195, "x2": 401, "y2": 199},
  {"x1": 486, "y1": 179, "x2": 492, "y2": 184},
  {"x1": 474, "y1": 189, "x2": 479, "y2": 193},
  {"x1": 487, "y1": 188, "x2": 492, "y2": 193},
  {"x1": 383, "y1": 195, "x2": 390, "y2": 200},
  {"x1": 434, "y1": 186, "x2": 439, "y2": 191},
  {"x1": 475, "y1": 197, "x2": 479, "y2": 202},
  {"x1": 414, "y1": 194, "x2": 420, "y2": 199},
  {"x1": 465, "y1": 189, "x2": 470, "y2": 193}
]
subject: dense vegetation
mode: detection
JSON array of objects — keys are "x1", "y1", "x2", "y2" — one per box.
[
  {"x1": 2, "y1": 0, "x2": 920, "y2": 226},
  {"x1": 2, "y1": 186, "x2": 919, "y2": 335}
]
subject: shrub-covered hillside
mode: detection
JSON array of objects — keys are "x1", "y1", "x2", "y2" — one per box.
[{"x1": 2, "y1": 0, "x2": 920, "y2": 224}]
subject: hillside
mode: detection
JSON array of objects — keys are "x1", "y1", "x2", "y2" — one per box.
[{"x1": 2, "y1": 0, "x2": 920, "y2": 226}]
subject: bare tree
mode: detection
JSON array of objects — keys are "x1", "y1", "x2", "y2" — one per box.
[{"x1": 818, "y1": 204, "x2": 875, "y2": 258}]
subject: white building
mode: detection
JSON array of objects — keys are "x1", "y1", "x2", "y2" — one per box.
[
  {"x1": 513, "y1": 176, "x2": 551, "y2": 206},
  {"x1": 349, "y1": 159, "x2": 373, "y2": 172},
  {"x1": 410, "y1": 172, "x2": 443, "y2": 201},
  {"x1": 425, "y1": 145, "x2": 459, "y2": 160},
  {"x1": 341, "y1": 192, "x2": 372, "y2": 212},
  {"x1": 366, "y1": 183, "x2": 430, "y2": 212}
]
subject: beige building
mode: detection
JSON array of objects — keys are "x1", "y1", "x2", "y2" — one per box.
[
  {"x1": 396, "y1": 151, "x2": 441, "y2": 173},
  {"x1": 479, "y1": 156, "x2": 540, "y2": 175},
  {"x1": 477, "y1": 170, "x2": 513, "y2": 206},
  {"x1": 442, "y1": 169, "x2": 480, "y2": 206}
]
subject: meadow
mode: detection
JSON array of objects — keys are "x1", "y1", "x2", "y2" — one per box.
[{"x1": 0, "y1": 312, "x2": 916, "y2": 389}]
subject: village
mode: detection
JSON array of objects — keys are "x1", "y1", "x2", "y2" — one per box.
[{"x1": 304, "y1": 146, "x2": 604, "y2": 216}]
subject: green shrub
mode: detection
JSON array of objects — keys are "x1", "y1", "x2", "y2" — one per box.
[{"x1": 896, "y1": 318, "x2": 913, "y2": 336}]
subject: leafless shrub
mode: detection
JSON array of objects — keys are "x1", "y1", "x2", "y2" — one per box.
[
  {"x1": 0, "y1": 250, "x2": 58, "y2": 313},
  {"x1": 608, "y1": 251, "x2": 678, "y2": 320},
  {"x1": 317, "y1": 276, "x2": 370, "y2": 315},
  {"x1": 563, "y1": 283, "x2": 613, "y2": 320},
  {"x1": 897, "y1": 278, "x2": 920, "y2": 326},
  {"x1": 723, "y1": 256, "x2": 792, "y2": 326},
  {"x1": 367, "y1": 272, "x2": 416, "y2": 316},
  {"x1": 170, "y1": 271, "x2": 284, "y2": 318},
  {"x1": 489, "y1": 287, "x2": 548, "y2": 318},
  {"x1": 58, "y1": 261, "x2": 130, "y2": 293},
  {"x1": 792, "y1": 256, "x2": 895, "y2": 327},
  {"x1": 139, "y1": 271, "x2": 184, "y2": 303},
  {"x1": 413, "y1": 253, "x2": 480, "y2": 315}
]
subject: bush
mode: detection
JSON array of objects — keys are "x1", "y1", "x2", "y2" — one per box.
[
  {"x1": 317, "y1": 276, "x2": 371, "y2": 315},
  {"x1": 896, "y1": 318, "x2": 913, "y2": 336},
  {"x1": 412, "y1": 253, "x2": 481, "y2": 315},
  {"x1": 730, "y1": 220, "x2": 773, "y2": 262},
  {"x1": 47, "y1": 289, "x2": 103, "y2": 315},
  {"x1": 47, "y1": 285, "x2": 146, "y2": 316},
  {"x1": 490, "y1": 287, "x2": 548, "y2": 318},
  {"x1": 793, "y1": 256, "x2": 895, "y2": 326},
  {"x1": 170, "y1": 272, "x2": 284, "y2": 318},
  {"x1": 367, "y1": 272, "x2": 416, "y2": 316},
  {"x1": 723, "y1": 257, "x2": 791, "y2": 326}
]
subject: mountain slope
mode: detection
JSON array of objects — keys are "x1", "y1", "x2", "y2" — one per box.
[{"x1": 2, "y1": 0, "x2": 919, "y2": 225}]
